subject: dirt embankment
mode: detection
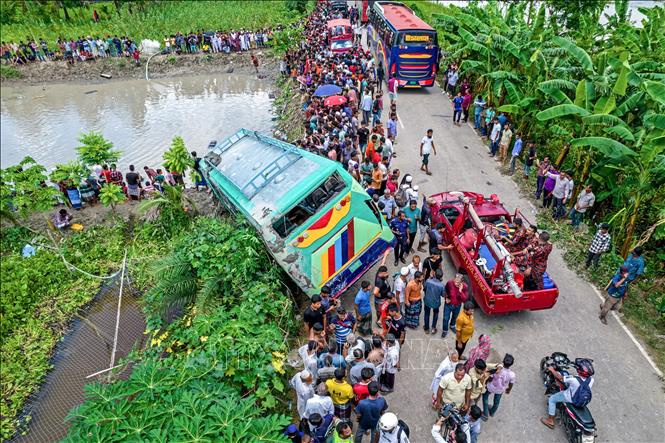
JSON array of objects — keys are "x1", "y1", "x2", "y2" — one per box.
[{"x1": 1, "y1": 51, "x2": 278, "y2": 86}]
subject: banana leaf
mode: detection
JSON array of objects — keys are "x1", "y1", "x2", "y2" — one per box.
[
  {"x1": 570, "y1": 137, "x2": 636, "y2": 161},
  {"x1": 552, "y1": 36, "x2": 595, "y2": 74},
  {"x1": 536, "y1": 104, "x2": 590, "y2": 121}
]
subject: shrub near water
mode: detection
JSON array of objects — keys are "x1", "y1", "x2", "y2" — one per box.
[{"x1": 65, "y1": 217, "x2": 296, "y2": 441}]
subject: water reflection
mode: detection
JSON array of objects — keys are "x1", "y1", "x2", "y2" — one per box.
[{"x1": 1, "y1": 74, "x2": 274, "y2": 171}]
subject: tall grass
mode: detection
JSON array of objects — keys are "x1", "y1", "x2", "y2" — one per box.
[{"x1": 2, "y1": 1, "x2": 307, "y2": 46}]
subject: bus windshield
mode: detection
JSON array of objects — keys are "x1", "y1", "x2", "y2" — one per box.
[
  {"x1": 331, "y1": 39, "x2": 353, "y2": 50},
  {"x1": 272, "y1": 172, "x2": 346, "y2": 238},
  {"x1": 398, "y1": 31, "x2": 436, "y2": 47}
]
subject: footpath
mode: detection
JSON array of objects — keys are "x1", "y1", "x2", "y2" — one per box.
[{"x1": 342, "y1": 43, "x2": 664, "y2": 443}]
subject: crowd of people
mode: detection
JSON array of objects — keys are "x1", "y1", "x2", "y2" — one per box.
[
  {"x1": 50, "y1": 151, "x2": 207, "y2": 230},
  {"x1": 281, "y1": 3, "x2": 523, "y2": 443},
  {"x1": 1, "y1": 28, "x2": 274, "y2": 65}
]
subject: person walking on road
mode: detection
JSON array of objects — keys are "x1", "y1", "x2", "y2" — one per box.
[
  {"x1": 508, "y1": 133, "x2": 522, "y2": 175},
  {"x1": 455, "y1": 301, "x2": 475, "y2": 358},
  {"x1": 599, "y1": 265, "x2": 630, "y2": 324},
  {"x1": 585, "y1": 223, "x2": 611, "y2": 269},
  {"x1": 452, "y1": 92, "x2": 464, "y2": 126},
  {"x1": 420, "y1": 129, "x2": 437, "y2": 176},
  {"x1": 402, "y1": 199, "x2": 421, "y2": 253},
  {"x1": 482, "y1": 353, "x2": 515, "y2": 420},
  {"x1": 623, "y1": 246, "x2": 645, "y2": 284},
  {"x1": 423, "y1": 269, "x2": 445, "y2": 335},
  {"x1": 442, "y1": 273, "x2": 468, "y2": 338},
  {"x1": 354, "y1": 381, "x2": 387, "y2": 443}
]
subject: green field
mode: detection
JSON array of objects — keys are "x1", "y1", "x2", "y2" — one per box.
[{"x1": 1, "y1": 1, "x2": 308, "y2": 47}]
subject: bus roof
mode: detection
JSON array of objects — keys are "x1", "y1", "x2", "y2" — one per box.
[
  {"x1": 327, "y1": 18, "x2": 352, "y2": 28},
  {"x1": 204, "y1": 129, "x2": 334, "y2": 218},
  {"x1": 376, "y1": 1, "x2": 434, "y2": 31}
]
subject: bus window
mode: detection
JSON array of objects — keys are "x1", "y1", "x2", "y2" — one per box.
[
  {"x1": 272, "y1": 172, "x2": 346, "y2": 237},
  {"x1": 364, "y1": 199, "x2": 384, "y2": 226},
  {"x1": 398, "y1": 31, "x2": 436, "y2": 46}
]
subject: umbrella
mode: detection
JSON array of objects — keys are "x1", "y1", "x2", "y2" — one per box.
[
  {"x1": 313, "y1": 84, "x2": 342, "y2": 97},
  {"x1": 324, "y1": 95, "x2": 347, "y2": 107}
]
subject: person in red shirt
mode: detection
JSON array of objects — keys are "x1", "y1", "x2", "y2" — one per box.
[
  {"x1": 378, "y1": 292, "x2": 398, "y2": 333},
  {"x1": 352, "y1": 367, "x2": 375, "y2": 404},
  {"x1": 442, "y1": 273, "x2": 468, "y2": 338},
  {"x1": 100, "y1": 164, "x2": 112, "y2": 185}
]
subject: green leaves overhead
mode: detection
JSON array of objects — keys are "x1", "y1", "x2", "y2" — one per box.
[
  {"x1": 574, "y1": 79, "x2": 596, "y2": 109},
  {"x1": 644, "y1": 80, "x2": 665, "y2": 106},
  {"x1": 552, "y1": 36, "x2": 595, "y2": 74},
  {"x1": 571, "y1": 137, "x2": 636, "y2": 161},
  {"x1": 536, "y1": 104, "x2": 590, "y2": 121},
  {"x1": 604, "y1": 125, "x2": 636, "y2": 142}
]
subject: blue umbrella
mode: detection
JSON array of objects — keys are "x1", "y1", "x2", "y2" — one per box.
[{"x1": 313, "y1": 84, "x2": 342, "y2": 97}]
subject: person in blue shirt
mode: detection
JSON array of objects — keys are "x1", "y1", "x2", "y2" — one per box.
[
  {"x1": 354, "y1": 381, "x2": 388, "y2": 443},
  {"x1": 599, "y1": 266, "x2": 629, "y2": 324},
  {"x1": 452, "y1": 92, "x2": 464, "y2": 126},
  {"x1": 508, "y1": 133, "x2": 523, "y2": 175},
  {"x1": 473, "y1": 95, "x2": 486, "y2": 130},
  {"x1": 354, "y1": 281, "x2": 373, "y2": 335},
  {"x1": 390, "y1": 210, "x2": 410, "y2": 266},
  {"x1": 623, "y1": 247, "x2": 645, "y2": 283}
]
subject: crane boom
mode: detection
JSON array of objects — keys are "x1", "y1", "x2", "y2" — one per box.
[{"x1": 463, "y1": 197, "x2": 523, "y2": 298}]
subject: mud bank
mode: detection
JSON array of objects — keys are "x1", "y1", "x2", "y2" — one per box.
[{"x1": 1, "y1": 51, "x2": 278, "y2": 86}]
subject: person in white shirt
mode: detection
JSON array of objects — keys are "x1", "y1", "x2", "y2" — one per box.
[
  {"x1": 430, "y1": 351, "x2": 459, "y2": 406},
  {"x1": 547, "y1": 169, "x2": 574, "y2": 220},
  {"x1": 420, "y1": 129, "x2": 437, "y2": 175},
  {"x1": 406, "y1": 255, "x2": 423, "y2": 282},
  {"x1": 303, "y1": 383, "x2": 334, "y2": 420},
  {"x1": 290, "y1": 370, "x2": 314, "y2": 419},
  {"x1": 380, "y1": 334, "x2": 400, "y2": 393},
  {"x1": 299, "y1": 340, "x2": 319, "y2": 382},
  {"x1": 394, "y1": 267, "x2": 409, "y2": 312}
]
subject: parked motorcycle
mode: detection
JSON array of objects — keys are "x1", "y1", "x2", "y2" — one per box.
[{"x1": 540, "y1": 352, "x2": 597, "y2": 443}]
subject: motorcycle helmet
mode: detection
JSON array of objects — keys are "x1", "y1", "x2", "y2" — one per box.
[
  {"x1": 379, "y1": 412, "x2": 398, "y2": 432},
  {"x1": 575, "y1": 358, "x2": 595, "y2": 377}
]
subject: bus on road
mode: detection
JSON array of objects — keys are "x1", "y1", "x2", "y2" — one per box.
[
  {"x1": 201, "y1": 129, "x2": 395, "y2": 297},
  {"x1": 327, "y1": 18, "x2": 353, "y2": 54},
  {"x1": 367, "y1": 1, "x2": 439, "y2": 88}
]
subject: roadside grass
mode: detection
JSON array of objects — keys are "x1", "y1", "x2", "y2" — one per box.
[
  {"x1": 0, "y1": 65, "x2": 22, "y2": 79},
  {"x1": 2, "y1": 1, "x2": 307, "y2": 48}
]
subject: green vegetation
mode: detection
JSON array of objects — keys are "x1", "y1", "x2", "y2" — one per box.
[
  {"x1": 0, "y1": 157, "x2": 59, "y2": 226},
  {"x1": 1, "y1": 1, "x2": 308, "y2": 47},
  {"x1": 0, "y1": 64, "x2": 22, "y2": 79},
  {"x1": 65, "y1": 217, "x2": 296, "y2": 441},
  {"x1": 75, "y1": 131, "x2": 120, "y2": 167},
  {"x1": 0, "y1": 224, "x2": 124, "y2": 439},
  {"x1": 163, "y1": 136, "x2": 193, "y2": 176},
  {"x1": 98, "y1": 183, "x2": 126, "y2": 213}
]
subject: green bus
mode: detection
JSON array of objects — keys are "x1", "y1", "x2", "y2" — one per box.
[{"x1": 201, "y1": 129, "x2": 395, "y2": 297}]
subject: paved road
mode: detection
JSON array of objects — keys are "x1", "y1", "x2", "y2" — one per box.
[{"x1": 341, "y1": 77, "x2": 664, "y2": 442}]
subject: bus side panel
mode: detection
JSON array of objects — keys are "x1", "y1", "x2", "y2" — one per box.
[{"x1": 311, "y1": 217, "x2": 391, "y2": 297}]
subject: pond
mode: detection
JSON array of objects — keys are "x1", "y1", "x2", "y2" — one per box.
[{"x1": 1, "y1": 74, "x2": 275, "y2": 171}]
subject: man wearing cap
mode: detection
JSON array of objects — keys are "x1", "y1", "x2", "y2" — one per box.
[
  {"x1": 585, "y1": 223, "x2": 611, "y2": 269},
  {"x1": 546, "y1": 169, "x2": 574, "y2": 220},
  {"x1": 390, "y1": 211, "x2": 410, "y2": 266},
  {"x1": 290, "y1": 369, "x2": 314, "y2": 419},
  {"x1": 599, "y1": 265, "x2": 630, "y2": 324}
]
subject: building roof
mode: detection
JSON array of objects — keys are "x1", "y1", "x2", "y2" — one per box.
[{"x1": 377, "y1": 1, "x2": 434, "y2": 31}]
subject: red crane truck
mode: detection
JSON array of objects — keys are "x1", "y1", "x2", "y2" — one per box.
[{"x1": 430, "y1": 191, "x2": 559, "y2": 315}]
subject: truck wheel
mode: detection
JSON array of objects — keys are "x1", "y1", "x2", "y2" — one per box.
[{"x1": 462, "y1": 274, "x2": 477, "y2": 308}]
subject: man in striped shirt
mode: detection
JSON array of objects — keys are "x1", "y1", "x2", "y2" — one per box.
[{"x1": 585, "y1": 223, "x2": 611, "y2": 269}]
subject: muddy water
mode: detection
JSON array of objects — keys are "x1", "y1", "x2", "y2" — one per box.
[
  {"x1": 1, "y1": 74, "x2": 275, "y2": 170},
  {"x1": 11, "y1": 279, "x2": 144, "y2": 443}
]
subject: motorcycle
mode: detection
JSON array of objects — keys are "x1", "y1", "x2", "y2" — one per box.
[{"x1": 540, "y1": 352, "x2": 597, "y2": 443}]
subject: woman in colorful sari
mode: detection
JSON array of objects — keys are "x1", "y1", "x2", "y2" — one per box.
[{"x1": 464, "y1": 334, "x2": 492, "y2": 372}]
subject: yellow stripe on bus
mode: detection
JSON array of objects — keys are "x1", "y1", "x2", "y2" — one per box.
[
  {"x1": 399, "y1": 54, "x2": 431, "y2": 59},
  {"x1": 320, "y1": 232, "x2": 381, "y2": 286}
]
